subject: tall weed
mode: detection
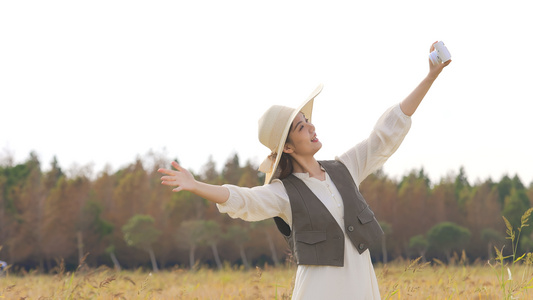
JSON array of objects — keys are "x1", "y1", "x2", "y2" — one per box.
[{"x1": 489, "y1": 208, "x2": 533, "y2": 299}]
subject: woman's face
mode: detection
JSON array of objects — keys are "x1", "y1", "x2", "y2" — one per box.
[{"x1": 284, "y1": 112, "x2": 322, "y2": 157}]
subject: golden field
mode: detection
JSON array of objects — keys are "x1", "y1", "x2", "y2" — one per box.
[{"x1": 1, "y1": 259, "x2": 532, "y2": 299}]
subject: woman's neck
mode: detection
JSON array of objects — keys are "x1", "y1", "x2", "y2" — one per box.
[{"x1": 291, "y1": 157, "x2": 325, "y2": 181}]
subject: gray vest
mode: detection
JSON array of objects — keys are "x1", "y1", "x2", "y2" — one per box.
[{"x1": 274, "y1": 160, "x2": 383, "y2": 266}]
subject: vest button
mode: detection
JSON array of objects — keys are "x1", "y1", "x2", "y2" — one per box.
[
  {"x1": 347, "y1": 225, "x2": 354, "y2": 232},
  {"x1": 359, "y1": 243, "x2": 365, "y2": 250}
]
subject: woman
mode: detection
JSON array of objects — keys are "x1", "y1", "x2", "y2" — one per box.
[{"x1": 158, "y1": 42, "x2": 451, "y2": 299}]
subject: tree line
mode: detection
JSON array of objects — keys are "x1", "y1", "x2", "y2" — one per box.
[{"x1": 0, "y1": 151, "x2": 532, "y2": 273}]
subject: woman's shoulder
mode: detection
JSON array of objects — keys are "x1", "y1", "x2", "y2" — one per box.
[{"x1": 266, "y1": 179, "x2": 287, "y2": 193}]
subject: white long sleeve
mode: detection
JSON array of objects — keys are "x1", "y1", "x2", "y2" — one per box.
[
  {"x1": 338, "y1": 103, "x2": 411, "y2": 187},
  {"x1": 217, "y1": 181, "x2": 291, "y2": 224}
]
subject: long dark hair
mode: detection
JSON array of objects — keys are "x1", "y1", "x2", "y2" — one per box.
[
  {"x1": 278, "y1": 123, "x2": 294, "y2": 180},
  {"x1": 278, "y1": 152, "x2": 293, "y2": 180}
]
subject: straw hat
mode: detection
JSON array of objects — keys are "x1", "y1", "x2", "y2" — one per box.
[{"x1": 258, "y1": 84, "x2": 324, "y2": 184}]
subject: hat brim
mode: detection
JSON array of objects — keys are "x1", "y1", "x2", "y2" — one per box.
[{"x1": 264, "y1": 83, "x2": 324, "y2": 184}]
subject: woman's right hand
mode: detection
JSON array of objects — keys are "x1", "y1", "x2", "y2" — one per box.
[
  {"x1": 158, "y1": 161, "x2": 230, "y2": 203},
  {"x1": 158, "y1": 161, "x2": 197, "y2": 192}
]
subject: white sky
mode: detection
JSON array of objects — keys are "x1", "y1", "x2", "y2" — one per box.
[{"x1": 1, "y1": 0, "x2": 532, "y2": 185}]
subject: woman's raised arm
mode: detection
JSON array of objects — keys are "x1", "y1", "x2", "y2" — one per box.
[{"x1": 400, "y1": 41, "x2": 452, "y2": 116}]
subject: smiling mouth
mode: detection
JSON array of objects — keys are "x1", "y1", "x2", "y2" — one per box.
[{"x1": 311, "y1": 135, "x2": 319, "y2": 142}]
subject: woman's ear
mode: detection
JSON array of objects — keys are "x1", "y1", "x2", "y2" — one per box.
[{"x1": 283, "y1": 143, "x2": 294, "y2": 154}]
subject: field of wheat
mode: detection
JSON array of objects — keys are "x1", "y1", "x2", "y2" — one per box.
[{"x1": 1, "y1": 259, "x2": 532, "y2": 299}]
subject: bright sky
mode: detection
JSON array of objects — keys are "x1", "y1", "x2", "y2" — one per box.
[{"x1": 1, "y1": 1, "x2": 532, "y2": 185}]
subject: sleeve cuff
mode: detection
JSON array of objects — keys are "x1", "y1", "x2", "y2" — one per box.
[
  {"x1": 395, "y1": 103, "x2": 412, "y2": 120},
  {"x1": 216, "y1": 184, "x2": 237, "y2": 213}
]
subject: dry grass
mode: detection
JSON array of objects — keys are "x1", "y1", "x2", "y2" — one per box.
[
  {"x1": 378, "y1": 260, "x2": 532, "y2": 299},
  {"x1": 1, "y1": 260, "x2": 532, "y2": 299},
  {"x1": 0, "y1": 264, "x2": 295, "y2": 300}
]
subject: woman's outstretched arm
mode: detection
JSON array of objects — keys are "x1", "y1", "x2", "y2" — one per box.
[
  {"x1": 400, "y1": 41, "x2": 452, "y2": 116},
  {"x1": 158, "y1": 161, "x2": 230, "y2": 204}
]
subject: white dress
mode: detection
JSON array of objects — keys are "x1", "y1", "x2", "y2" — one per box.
[{"x1": 217, "y1": 104, "x2": 411, "y2": 299}]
